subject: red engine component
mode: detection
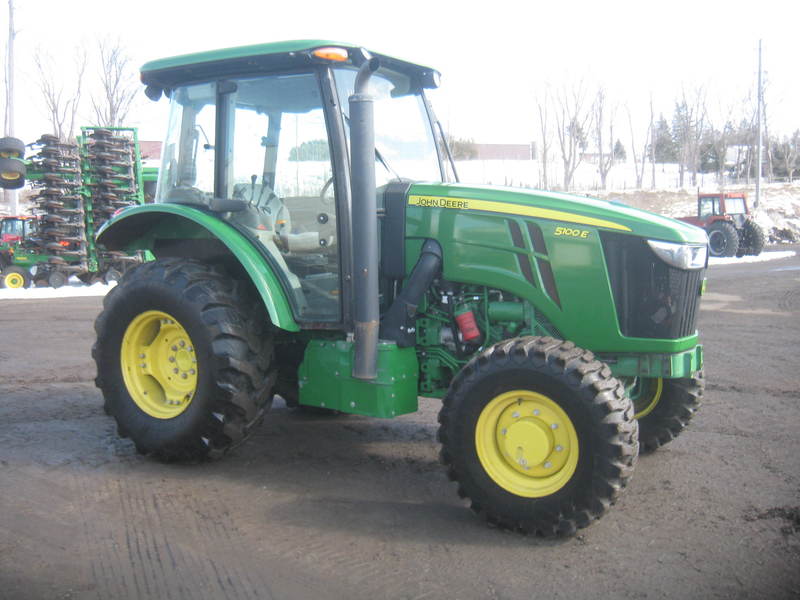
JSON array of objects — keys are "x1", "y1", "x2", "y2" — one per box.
[{"x1": 455, "y1": 309, "x2": 481, "y2": 342}]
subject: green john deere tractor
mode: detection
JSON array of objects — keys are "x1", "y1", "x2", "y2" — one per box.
[{"x1": 93, "y1": 41, "x2": 707, "y2": 536}]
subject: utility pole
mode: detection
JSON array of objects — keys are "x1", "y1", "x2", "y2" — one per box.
[
  {"x1": 755, "y1": 39, "x2": 763, "y2": 210},
  {"x1": 3, "y1": 0, "x2": 17, "y2": 214}
]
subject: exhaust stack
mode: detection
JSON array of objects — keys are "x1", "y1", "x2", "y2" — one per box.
[{"x1": 349, "y1": 55, "x2": 381, "y2": 380}]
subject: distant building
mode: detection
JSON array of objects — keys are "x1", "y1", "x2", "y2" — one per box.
[
  {"x1": 473, "y1": 143, "x2": 535, "y2": 161},
  {"x1": 139, "y1": 140, "x2": 163, "y2": 160}
]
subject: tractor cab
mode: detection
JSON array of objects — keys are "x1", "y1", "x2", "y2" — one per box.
[
  {"x1": 136, "y1": 42, "x2": 449, "y2": 324},
  {"x1": 1, "y1": 216, "x2": 37, "y2": 244},
  {"x1": 697, "y1": 192, "x2": 750, "y2": 227}
]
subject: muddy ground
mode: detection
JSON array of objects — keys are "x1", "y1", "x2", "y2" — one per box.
[{"x1": 1, "y1": 249, "x2": 799, "y2": 600}]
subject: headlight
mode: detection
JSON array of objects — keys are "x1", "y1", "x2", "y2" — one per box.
[{"x1": 647, "y1": 240, "x2": 707, "y2": 270}]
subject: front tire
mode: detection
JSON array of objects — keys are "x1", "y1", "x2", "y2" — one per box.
[
  {"x1": 438, "y1": 337, "x2": 638, "y2": 536},
  {"x1": 93, "y1": 258, "x2": 275, "y2": 461}
]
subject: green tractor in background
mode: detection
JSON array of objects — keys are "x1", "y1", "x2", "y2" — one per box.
[{"x1": 92, "y1": 41, "x2": 707, "y2": 536}]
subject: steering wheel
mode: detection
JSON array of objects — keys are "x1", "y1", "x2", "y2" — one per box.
[{"x1": 320, "y1": 176, "x2": 334, "y2": 203}]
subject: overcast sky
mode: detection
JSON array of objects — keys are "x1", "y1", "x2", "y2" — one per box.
[{"x1": 3, "y1": 0, "x2": 798, "y2": 146}]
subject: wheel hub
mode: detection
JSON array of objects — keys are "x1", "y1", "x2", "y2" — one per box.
[
  {"x1": 4, "y1": 272, "x2": 24, "y2": 288},
  {"x1": 121, "y1": 310, "x2": 198, "y2": 419},
  {"x1": 476, "y1": 390, "x2": 579, "y2": 497}
]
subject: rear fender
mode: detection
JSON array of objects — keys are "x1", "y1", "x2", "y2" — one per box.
[{"x1": 97, "y1": 204, "x2": 299, "y2": 332}]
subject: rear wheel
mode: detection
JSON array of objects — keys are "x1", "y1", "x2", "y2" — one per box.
[
  {"x1": 742, "y1": 220, "x2": 765, "y2": 256},
  {"x1": 707, "y1": 221, "x2": 739, "y2": 257},
  {"x1": 438, "y1": 337, "x2": 638, "y2": 536},
  {"x1": 626, "y1": 374, "x2": 704, "y2": 453},
  {"x1": 1, "y1": 266, "x2": 31, "y2": 289},
  {"x1": 93, "y1": 258, "x2": 275, "y2": 461}
]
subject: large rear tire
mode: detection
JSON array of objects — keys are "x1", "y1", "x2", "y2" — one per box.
[
  {"x1": 628, "y1": 373, "x2": 704, "y2": 453},
  {"x1": 742, "y1": 220, "x2": 765, "y2": 256},
  {"x1": 707, "y1": 221, "x2": 739, "y2": 257},
  {"x1": 93, "y1": 258, "x2": 275, "y2": 461},
  {"x1": 438, "y1": 337, "x2": 638, "y2": 536}
]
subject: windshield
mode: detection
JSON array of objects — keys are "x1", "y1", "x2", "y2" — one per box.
[
  {"x1": 155, "y1": 82, "x2": 217, "y2": 203},
  {"x1": 334, "y1": 67, "x2": 443, "y2": 185},
  {"x1": 725, "y1": 197, "x2": 746, "y2": 214}
]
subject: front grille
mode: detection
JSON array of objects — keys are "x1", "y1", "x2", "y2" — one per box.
[{"x1": 601, "y1": 232, "x2": 704, "y2": 340}]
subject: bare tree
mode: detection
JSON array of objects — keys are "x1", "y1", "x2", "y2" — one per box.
[
  {"x1": 672, "y1": 87, "x2": 707, "y2": 187},
  {"x1": 594, "y1": 88, "x2": 616, "y2": 189},
  {"x1": 775, "y1": 131, "x2": 799, "y2": 183},
  {"x1": 536, "y1": 87, "x2": 552, "y2": 189},
  {"x1": 626, "y1": 103, "x2": 652, "y2": 189},
  {"x1": 34, "y1": 47, "x2": 87, "y2": 141},
  {"x1": 650, "y1": 96, "x2": 657, "y2": 189},
  {"x1": 554, "y1": 81, "x2": 592, "y2": 191},
  {"x1": 705, "y1": 102, "x2": 736, "y2": 185},
  {"x1": 91, "y1": 39, "x2": 138, "y2": 127}
]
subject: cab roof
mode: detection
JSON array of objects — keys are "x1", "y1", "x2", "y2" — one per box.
[{"x1": 140, "y1": 40, "x2": 440, "y2": 91}]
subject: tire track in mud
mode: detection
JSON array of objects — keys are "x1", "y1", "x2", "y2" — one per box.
[{"x1": 72, "y1": 473, "x2": 273, "y2": 600}]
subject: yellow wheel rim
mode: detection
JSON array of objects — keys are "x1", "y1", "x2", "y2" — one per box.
[
  {"x1": 121, "y1": 310, "x2": 198, "y2": 419},
  {"x1": 0, "y1": 171, "x2": 20, "y2": 181},
  {"x1": 4, "y1": 272, "x2": 25, "y2": 288},
  {"x1": 475, "y1": 390, "x2": 579, "y2": 498},
  {"x1": 628, "y1": 377, "x2": 663, "y2": 419}
]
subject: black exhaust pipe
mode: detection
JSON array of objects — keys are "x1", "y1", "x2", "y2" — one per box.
[{"x1": 350, "y1": 55, "x2": 381, "y2": 380}]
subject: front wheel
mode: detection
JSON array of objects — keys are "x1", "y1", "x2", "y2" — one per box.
[
  {"x1": 93, "y1": 258, "x2": 275, "y2": 461},
  {"x1": 627, "y1": 374, "x2": 704, "y2": 453},
  {"x1": 438, "y1": 337, "x2": 638, "y2": 536}
]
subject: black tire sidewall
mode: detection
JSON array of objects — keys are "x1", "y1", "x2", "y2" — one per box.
[
  {"x1": 97, "y1": 276, "x2": 220, "y2": 453},
  {"x1": 448, "y1": 362, "x2": 600, "y2": 519}
]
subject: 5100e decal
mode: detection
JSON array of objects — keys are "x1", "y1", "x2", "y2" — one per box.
[{"x1": 554, "y1": 226, "x2": 590, "y2": 238}]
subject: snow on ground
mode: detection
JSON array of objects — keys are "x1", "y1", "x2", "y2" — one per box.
[
  {"x1": 1, "y1": 251, "x2": 793, "y2": 301},
  {"x1": 0, "y1": 279, "x2": 115, "y2": 301},
  {"x1": 709, "y1": 250, "x2": 796, "y2": 266}
]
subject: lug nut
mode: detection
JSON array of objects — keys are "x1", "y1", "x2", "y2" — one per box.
[
  {"x1": 544, "y1": 461, "x2": 552, "y2": 469},
  {"x1": 168, "y1": 356, "x2": 175, "y2": 362},
  {"x1": 171, "y1": 345, "x2": 178, "y2": 351},
  {"x1": 533, "y1": 409, "x2": 540, "y2": 416},
  {"x1": 173, "y1": 368, "x2": 179, "y2": 374},
  {"x1": 551, "y1": 423, "x2": 558, "y2": 430},
  {"x1": 181, "y1": 373, "x2": 188, "y2": 379},
  {"x1": 512, "y1": 411, "x2": 520, "y2": 418},
  {"x1": 555, "y1": 445, "x2": 563, "y2": 452},
  {"x1": 179, "y1": 340, "x2": 185, "y2": 347}
]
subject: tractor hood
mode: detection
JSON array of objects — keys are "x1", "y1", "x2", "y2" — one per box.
[{"x1": 407, "y1": 183, "x2": 707, "y2": 245}]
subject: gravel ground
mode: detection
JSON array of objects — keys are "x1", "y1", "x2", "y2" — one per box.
[{"x1": 0, "y1": 248, "x2": 798, "y2": 600}]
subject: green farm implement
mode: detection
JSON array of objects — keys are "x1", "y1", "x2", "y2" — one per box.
[{"x1": 0, "y1": 128, "x2": 145, "y2": 287}]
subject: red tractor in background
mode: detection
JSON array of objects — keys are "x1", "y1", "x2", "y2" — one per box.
[{"x1": 678, "y1": 192, "x2": 765, "y2": 258}]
